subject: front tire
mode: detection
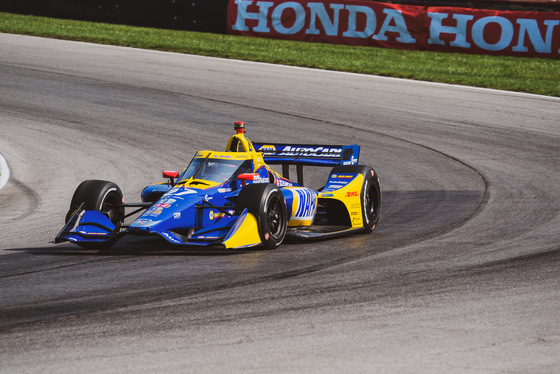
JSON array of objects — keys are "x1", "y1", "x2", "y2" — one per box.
[
  {"x1": 65, "y1": 180, "x2": 125, "y2": 226},
  {"x1": 236, "y1": 184, "x2": 288, "y2": 249}
]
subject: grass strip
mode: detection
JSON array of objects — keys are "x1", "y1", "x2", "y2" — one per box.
[{"x1": 1, "y1": 12, "x2": 559, "y2": 97}]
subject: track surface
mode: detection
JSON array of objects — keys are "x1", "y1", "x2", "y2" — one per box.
[{"x1": 1, "y1": 34, "x2": 559, "y2": 373}]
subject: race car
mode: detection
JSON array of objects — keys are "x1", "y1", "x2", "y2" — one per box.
[{"x1": 55, "y1": 122, "x2": 381, "y2": 249}]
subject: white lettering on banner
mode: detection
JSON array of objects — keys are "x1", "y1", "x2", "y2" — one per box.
[
  {"x1": 232, "y1": 0, "x2": 273, "y2": 32},
  {"x1": 513, "y1": 19, "x2": 560, "y2": 53},
  {"x1": 229, "y1": 0, "x2": 560, "y2": 57},
  {"x1": 472, "y1": 16, "x2": 514, "y2": 51},
  {"x1": 232, "y1": 0, "x2": 414, "y2": 43},
  {"x1": 372, "y1": 9, "x2": 416, "y2": 43},
  {"x1": 306, "y1": 3, "x2": 344, "y2": 36},
  {"x1": 272, "y1": 2, "x2": 305, "y2": 34},
  {"x1": 428, "y1": 12, "x2": 560, "y2": 53},
  {"x1": 428, "y1": 13, "x2": 474, "y2": 48},
  {"x1": 343, "y1": 5, "x2": 376, "y2": 38}
]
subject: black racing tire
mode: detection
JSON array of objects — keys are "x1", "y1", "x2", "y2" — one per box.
[
  {"x1": 65, "y1": 180, "x2": 125, "y2": 226},
  {"x1": 236, "y1": 183, "x2": 288, "y2": 249},
  {"x1": 329, "y1": 165, "x2": 381, "y2": 233}
]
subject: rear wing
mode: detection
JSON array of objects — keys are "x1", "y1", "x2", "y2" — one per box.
[
  {"x1": 253, "y1": 143, "x2": 360, "y2": 186},
  {"x1": 253, "y1": 143, "x2": 360, "y2": 167}
]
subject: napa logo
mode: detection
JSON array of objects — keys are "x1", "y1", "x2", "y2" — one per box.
[{"x1": 293, "y1": 188, "x2": 317, "y2": 219}]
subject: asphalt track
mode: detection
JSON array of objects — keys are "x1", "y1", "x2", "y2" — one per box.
[{"x1": 1, "y1": 33, "x2": 559, "y2": 373}]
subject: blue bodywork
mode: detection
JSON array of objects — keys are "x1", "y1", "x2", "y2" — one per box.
[{"x1": 55, "y1": 132, "x2": 363, "y2": 249}]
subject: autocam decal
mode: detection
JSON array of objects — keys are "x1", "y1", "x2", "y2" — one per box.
[{"x1": 277, "y1": 145, "x2": 342, "y2": 159}]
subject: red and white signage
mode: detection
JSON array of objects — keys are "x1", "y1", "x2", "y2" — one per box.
[{"x1": 227, "y1": 0, "x2": 560, "y2": 58}]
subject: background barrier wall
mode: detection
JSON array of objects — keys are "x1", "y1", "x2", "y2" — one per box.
[
  {"x1": 0, "y1": 0, "x2": 230, "y2": 33},
  {"x1": 382, "y1": 0, "x2": 559, "y2": 12}
]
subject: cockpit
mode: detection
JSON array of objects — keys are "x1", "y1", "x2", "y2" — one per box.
[{"x1": 179, "y1": 157, "x2": 253, "y2": 184}]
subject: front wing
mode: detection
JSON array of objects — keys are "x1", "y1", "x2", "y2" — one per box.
[{"x1": 55, "y1": 206, "x2": 263, "y2": 249}]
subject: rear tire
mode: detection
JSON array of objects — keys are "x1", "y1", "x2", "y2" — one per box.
[
  {"x1": 236, "y1": 184, "x2": 287, "y2": 249},
  {"x1": 329, "y1": 165, "x2": 381, "y2": 233}
]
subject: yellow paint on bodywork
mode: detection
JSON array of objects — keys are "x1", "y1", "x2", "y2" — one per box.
[
  {"x1": 223, "y1": 212, "x2": 262, "y2": 249},
  {"x1": 319, "y1": 173, "x2": 365, "y2": 229}
]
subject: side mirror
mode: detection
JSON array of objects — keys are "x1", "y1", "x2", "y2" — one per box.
[
  {"x1": 237, "y1": 173, "x2": 259, "y2": 188},
  {"x1": 163, "y1": 170, "x2": 180, "y2": 186}
]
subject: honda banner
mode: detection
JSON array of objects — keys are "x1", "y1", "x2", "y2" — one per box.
[{"x1": 227, "y1": 0, "x2": 560, "y2": 58}]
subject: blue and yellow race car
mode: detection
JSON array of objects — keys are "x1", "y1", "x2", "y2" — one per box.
[{"x1": 55, "y1": 122, "x2": 381, "y2": 249}]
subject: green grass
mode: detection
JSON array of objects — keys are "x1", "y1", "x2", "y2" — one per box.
[{"x1": 1, "y1": 12, "x2": 559, "y2": 96}]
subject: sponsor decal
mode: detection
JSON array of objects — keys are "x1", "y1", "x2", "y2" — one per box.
[
  {"x1": 228, "y1": 0, "x2": 560, "y2": 58},
  {"x1": 133, "y1": 220, "x2": 161, "y2": 227},
  {"x1": 346, "y1": 191, "x2": 359, "y2": 197},
  {"x1": 209, "y1": 211, "x2": 226, "y2": 220},
  {"x1": 293, "y1": 188, "x2": 317, "y2": 219},
  {"x1": 343, "y1": 155, "x2": 358, "y2": 165},
  {"x1": 258, "y1": 145, "x2": 277, "y2": 152},
  {"x1": 174, "y1": 212, "x2": 181, "y2": 219},
  {"x1": 153, "y1": 203, "x2": 171, "y2": 209},
  {"x1": 255, "y1": 175, "x2": 270, "y2": 183},
  {"x1": 276, "y1": 145, "x2": 342, "y2": 158},
  {"x1": 174, "y1": 188, "x2": 198, "y2": 196},
  {"x1": 80, "y1": 231, "x2": 108, "y2": 236},
  {"x1": 276, "y1": 178, "x2": 293, "y2": 187},
  {"x1": 323, "y1": 174, "x2": 356, "y2": 192}
]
